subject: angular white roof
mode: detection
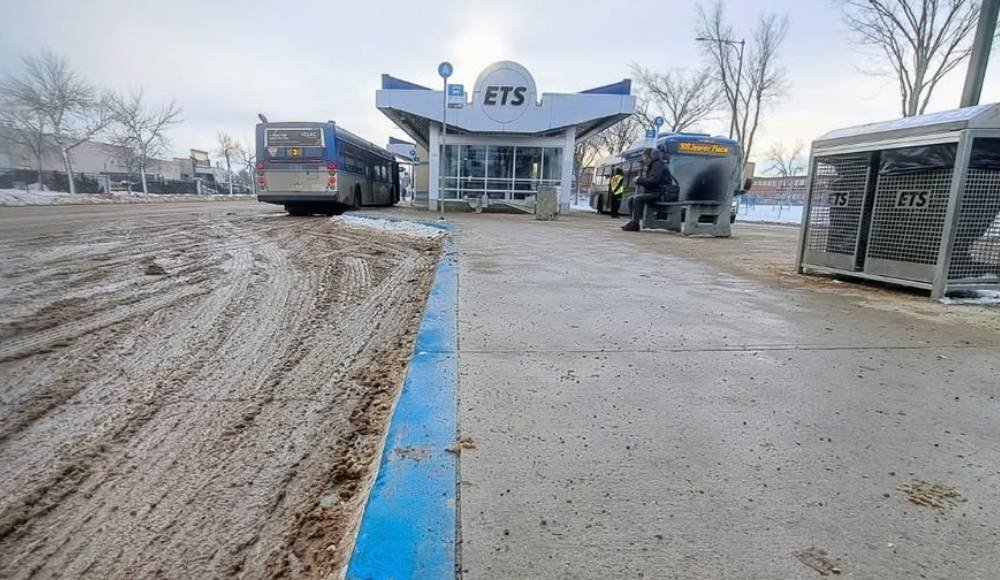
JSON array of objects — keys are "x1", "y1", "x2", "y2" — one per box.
[
  {"x1": 814, "y1": 103, "x2": 1000, "y2": 148},
  {"x1": 376, "y1": 61, "x2": 636, "y2": 148}
]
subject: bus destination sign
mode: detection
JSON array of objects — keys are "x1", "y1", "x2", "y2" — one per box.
[{"x1": 677, "y1": 142, "x2": 730, "y2": 156}]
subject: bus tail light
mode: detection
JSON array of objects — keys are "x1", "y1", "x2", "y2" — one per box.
[
  {"x1": 257, "y1": 176, "x2": 266, "y2": 186},
  {"x1": 327, "y1": 175, "x2": 337, "y2": 188},
  {"x1": 255, "y1": 162, "x2": 264, "y2": 170},
  {"x1": 327, "y1": 162, "x2": 337, "y2": 171}
]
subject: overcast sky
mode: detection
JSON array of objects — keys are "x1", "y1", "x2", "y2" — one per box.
[{"x1": 1, "y1": 0, "x2": 998, "y2": 167}]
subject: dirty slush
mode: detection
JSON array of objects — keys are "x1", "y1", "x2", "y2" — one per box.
[{"x1": 0, "y1": 211, "x2": 441, "y2": 578}]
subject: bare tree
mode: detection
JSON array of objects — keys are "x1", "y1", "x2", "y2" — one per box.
[
  {"x1": 840, "y1": 0, "x2": 983, "y2": 116},
  {"x1": 237, "y1": 138, "x2": 257, "y2": 195},
  {"x1": 215, "y1": 131, "x2": 238, "y2": 195},
  {"x1": 597, "y1": 114, "x2": 645, "y2": 156},
  {"x1": 0, "y1": 50, "x2": 113, "y2": 194},
  {"x1": 573, "y1": 135, "x2": 602, "y2": 197},
  {"x1": 109, "y1": 91, "x2": 181, "y2": 195},
  {"x1": 697, "y1": 1, "x2": 789, "y2": 166},
  {"x1": 631, "y1": 64, "x2": 722, "y2": 133},
  {"x1": 766, "y1": 141, "x2": 805, "y2": 202},
  {"x1": 0, "y1": 105, "x2": 48, "y2": 188}
]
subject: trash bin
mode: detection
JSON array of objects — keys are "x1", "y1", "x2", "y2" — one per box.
[{"x1": 535, "y1": 185, "x2": 558, "y2": 220}]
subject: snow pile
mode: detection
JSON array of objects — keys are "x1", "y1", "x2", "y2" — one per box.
[
  {"x1": 569, "y1": 197, "x2": 596, "y2": 213},
  {"x1": 333, "y1": 215, "x2": 447, "y2": 239},
  {"x1": 737, "y1": 204, "x2": 803, "y2": 225},
  {"x1": 0, "y1": 189, "x2": 254, "y2": 207},
  {"x1": 938, "y1": 289, "x2": 1000, "y2": 305}
]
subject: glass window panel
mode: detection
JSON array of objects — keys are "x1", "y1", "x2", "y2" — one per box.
[
  {"x1": 487, "y1": 146, "x2": 514, "y2": 179},
  {"x1": 542, "y1": 148, "x2": 562, "y2": 181},
  {"x1": 462, "y1": 145, "x2": 486, "y2": 178},
  {"x1": 515, "y1": 147, "x2": 542, "y2": 180},
  {"x1": 441, "y1": 145, "x2": 460, "y2": 178},
  {"x1": 463, "y1": 178, "x2": 486, "y2": 193},
  {"x1": 486, "y1": 179, "x2": 511, "y2": 192}
]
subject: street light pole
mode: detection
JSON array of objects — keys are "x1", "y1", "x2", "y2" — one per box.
[
  {"x1": 696, "y1": 36, "x2": 745, "y2": 140},
  {"x1": 732, "y1": 39, "x2": 745, "y2": 140}
]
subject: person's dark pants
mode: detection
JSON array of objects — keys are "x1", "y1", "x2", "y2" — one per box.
[
  {"x1": 629, "y1": 193, "x2": 661, "y2": 224},
  {"x1": 610, "y1": 194, "x2": 622, "y2": 216}
]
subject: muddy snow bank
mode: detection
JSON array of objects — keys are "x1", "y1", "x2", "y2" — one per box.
[
  {"x1": 334, "y1": 215, "x2": 447, "y2": 239},
  {"x1": 0, "y1": 189, "x2": 254, "y2": 207}
]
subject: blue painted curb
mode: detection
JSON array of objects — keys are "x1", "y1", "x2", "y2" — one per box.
[{"x1": 346, "y1": 236, "x2": 458, "y2": 580}]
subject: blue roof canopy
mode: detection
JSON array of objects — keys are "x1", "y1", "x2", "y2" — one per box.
[
  {"x1": 381, "y1": 74, "x2": 432, "y2": 91},
  {"x1": 579, "y1": 79, "x2": 631, "y2": 95}
]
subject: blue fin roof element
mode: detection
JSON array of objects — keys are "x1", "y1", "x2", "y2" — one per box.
[
  {"x1": 579, "y1": 79, "x2": 632, "y2": 95},
  {"x1": 381, "y1": 74, "x2": 432, "y2": 91}
]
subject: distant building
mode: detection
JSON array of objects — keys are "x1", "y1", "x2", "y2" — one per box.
[
  {"x1": 749, "y1": 175, "x2": 808, "y2": 203},
  {"x1": 0, "y1": 127, "x2": 229, "y2": 191}
]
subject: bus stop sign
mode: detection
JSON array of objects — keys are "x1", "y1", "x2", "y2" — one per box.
[
  {"x1": 447, "y1": 84, "x2": 465, "y2": 108},
  {"x1": 645, "y1": 129, "x2": 656, "y2": 139},
  {"x1": 438, "y1": 61, "x2": 453, "y2": 78}
]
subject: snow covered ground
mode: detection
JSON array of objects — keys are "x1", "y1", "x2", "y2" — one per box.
[
  {"x1": 0, "y1": 189, "x2": 254, "y2": 207},
  {"x1": 335, "y1": 215, "x2": 447, "y2": 239},
  {"x1": 939, "y1": 290, "x2": 1000, "y2": 305},
  {"x1": 736, "y1": 204, "x2": 803, "y2": 225}
]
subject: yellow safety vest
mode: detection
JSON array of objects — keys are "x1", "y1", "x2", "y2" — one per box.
[{"x1": 610, "y1": 174, "x2": 624, "y2": 196}]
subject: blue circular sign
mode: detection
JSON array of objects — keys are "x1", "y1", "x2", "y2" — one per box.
[
  {"x1": 438, "y1": 61, "x2": 453, "y2": 78},
  {"x1": 654, "y1": 116, "x2": 665, "y2": 127}
]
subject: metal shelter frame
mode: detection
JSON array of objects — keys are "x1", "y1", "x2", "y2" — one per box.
[{"x1": 796, "y1": 104, "x2": 1000, "y2": 299}]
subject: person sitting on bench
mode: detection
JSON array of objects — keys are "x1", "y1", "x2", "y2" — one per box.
[{"x1": 621, "y1": 148, "x2": 675, "y2": 232}]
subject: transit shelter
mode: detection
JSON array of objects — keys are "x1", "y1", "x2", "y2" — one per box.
[
  {"x1": 796, "y1": 104, "x2": 1000, "y2": 299},
  {"x1": 376, "y1": 61, "x2": 635, "y2": 212}
]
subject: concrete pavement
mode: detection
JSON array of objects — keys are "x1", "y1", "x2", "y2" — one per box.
[{"x1": 450, "y1": 212, "x2": 1000, "y2": 579}]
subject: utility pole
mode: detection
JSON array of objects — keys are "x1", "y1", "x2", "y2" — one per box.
[{"x1": 960, "y1": 0, "x2": 1000, "y2": 107}]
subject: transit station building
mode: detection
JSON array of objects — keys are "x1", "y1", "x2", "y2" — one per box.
[{"x1": 376, "y1": 61, "x2": 636, "y2": 211}]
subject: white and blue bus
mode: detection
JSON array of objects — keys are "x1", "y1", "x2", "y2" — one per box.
[{"x1": 256, "y1": 121, "x2": 399, "y2": 216}]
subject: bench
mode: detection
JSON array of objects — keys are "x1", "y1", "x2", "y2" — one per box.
[{"x1": 641, "y1": 200, "x2": 732, "y2": 237}]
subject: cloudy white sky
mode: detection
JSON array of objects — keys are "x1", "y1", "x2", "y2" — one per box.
[{"x1": 1, "y1": 0, "x2": 998, "y2": 167}]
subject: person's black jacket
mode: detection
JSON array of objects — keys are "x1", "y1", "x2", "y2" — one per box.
[{"x1": 635, "y1": 158, "x2": 670, "y2": 195}]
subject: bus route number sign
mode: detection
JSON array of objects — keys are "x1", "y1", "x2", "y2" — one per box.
[{"x1": 677, "y1": 142, "x2": 730, "y2": 156}]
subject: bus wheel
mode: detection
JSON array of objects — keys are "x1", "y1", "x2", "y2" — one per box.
[
  {"x1": 321, "y1": 203, "x2": 347, "y2": 216},
  {"x1": 285, "y1": 204, "x2": 309, "y2": 217}
]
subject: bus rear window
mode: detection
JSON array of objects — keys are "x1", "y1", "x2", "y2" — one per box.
[{"x1": 266, "y1": 128, "x2": 323, "y2": 147}]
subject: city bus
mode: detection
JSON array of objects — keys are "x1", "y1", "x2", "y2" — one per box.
[
  {"x1": 590, "y1": 133, "x2": 747, "y2": 222},
  {"x1": 256, "y1": 120, "x2": 399, "y2": 216}
]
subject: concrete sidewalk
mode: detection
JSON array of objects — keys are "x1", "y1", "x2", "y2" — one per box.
[{"x1": 451, "y1": 212, "x2": 1000, "y2": 579}]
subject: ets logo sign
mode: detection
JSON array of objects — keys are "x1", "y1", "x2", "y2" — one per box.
[
  {"x1": 474, "y1": 61, "x2": 537, "y2": 124},
  {"x1": 895, "y1": 190, "x2": 930, "y2": 208},
  {"x1": 483, "y1": 86, "x2": 527, "y2": 106}
]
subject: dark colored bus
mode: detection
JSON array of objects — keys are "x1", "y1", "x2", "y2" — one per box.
[
  {"x1": 256, "y1": 121, "x2": 399, "y2": 216},
  {"x1": 591, "y1": 133, "x2": 747, "y2": 222}
]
